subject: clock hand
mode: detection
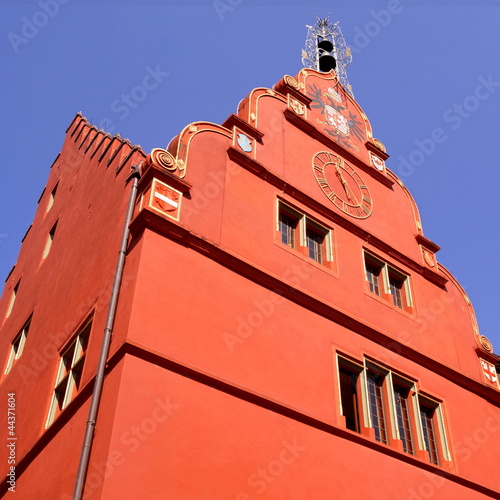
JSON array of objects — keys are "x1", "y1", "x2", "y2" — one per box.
[
  {"x1": 335, "y1": 167, "x2": 353, "y2": 201},
  {"x1": 344, "y1": 183, "x2": 359, "y2": 205},
  {"x1": 342, "y1": 182, "x2": 352, "y2": 201}
]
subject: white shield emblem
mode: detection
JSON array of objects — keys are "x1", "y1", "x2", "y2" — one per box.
[
  {"x1": 237, "y1": 133, "x2": 252, "y2": 153},
  {"x1": 325, "y1": 105, "x2": 349, "y2": 136},
  {"x1": 481, "y1": 359, "x2": 498, "y2": 386}
]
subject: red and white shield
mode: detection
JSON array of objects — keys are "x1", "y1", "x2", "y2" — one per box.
[
  {"x1": 149, "y1": 179, "x2": 181, "y2": 220},
  {"x1": 325, "y1": 105, "x2": 350, "y2": 136},
  {"x1": 480, "y1": 359, "x2": 498, "y2": 387}
]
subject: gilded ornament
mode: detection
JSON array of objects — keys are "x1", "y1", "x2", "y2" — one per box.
[
  {"x1": 147, "y1": 148, "x2": 186, "y2": 178},
  {"x1": 176, "y1": 159, "x2": 186, "y2": 176},
  {"x1": 372, "y1": 138, "x2": 387, "y2": 153},
  {"x1": 284, "y1": 75, "x2": 299, "y2": 89},
  {"x1": 480, "y1": 335, "x2": 493, "y2": 353},
  {"x1": 289, "y1": 98, "x2": 305, "y2": 116},
  {"x1": 149, "y1": 148, "x2": 176, "y2": 169}
]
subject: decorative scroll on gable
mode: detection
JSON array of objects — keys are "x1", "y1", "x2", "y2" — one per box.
[
  {"x1": 137, "y1": 147, "x2": 191, "y2": 223},
  {"x1": 144, "y1": 148, "x2": 186, "y2": 178}
]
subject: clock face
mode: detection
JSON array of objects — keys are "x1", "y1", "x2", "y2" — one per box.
[{"x1": 312, "y1": 151, "x2": 373, "y2": 219}]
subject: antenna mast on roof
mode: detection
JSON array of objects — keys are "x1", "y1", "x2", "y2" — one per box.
[{"x1": 302, "y1": 15, "x2": 354, "y2": 96}]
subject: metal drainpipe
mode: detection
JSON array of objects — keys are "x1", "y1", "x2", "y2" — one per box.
[{"x1": 72, "y1": 164, "x2": 141, "y2": 500}]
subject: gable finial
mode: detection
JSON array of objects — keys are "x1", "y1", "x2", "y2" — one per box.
[{"x1": 302, "y1": 15, "x2": 354, "y2": 96}]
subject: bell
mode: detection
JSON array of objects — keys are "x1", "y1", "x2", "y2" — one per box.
[
  {"x1": 317, "y1": 39, "x2": 336, "y2": 72},
  {"x1": 318, "y1": 39, "x2": 334, "y2": 53}
]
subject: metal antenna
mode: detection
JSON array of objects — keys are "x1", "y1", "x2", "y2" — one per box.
[{"x1": 302, "y1": 15, "x2": 354, "y2": 96}]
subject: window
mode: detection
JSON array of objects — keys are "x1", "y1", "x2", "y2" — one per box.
[
  {"x1": 388, "y1": 270, "x2": 406, "y2": 309},
  {"x1": 42, "y1": 221, "x2": 58, "y2": 259},
  {"x1": 4, "y1": 316, "x2": 31, "y2": 375},
  {"x1": 277, "y1": 201, "x2": 333, "y2": 267},
  {"x1": 46, "y1": 182, "x2": 58, "y2": 212},
  {"x1": 279, "y1": 211, "x2": 298, "y2": 248},
  {"x1": 338, "y1": 359, "x2": 362, "y2": 433},
  {"x1": 306, "y1": 227, "x2": 323, "y2": 263},
  {"x1": 336, "y1": 354, "x2": 450, "y2": 466},
  {"x1": 419, "y1": 405, "x2": 439, "y2": 465},
  {"x1": 366, "y1": 370, "x2": 388, "y2": 444},
  {"x1": 46, "y1": 318, "x2": 91, "y2": 427},
  {"x1": 5, "y1": 280, "x2": 20, "y2": 319},
  {"x1": 363, "y1": 252, "x2": 412, "y2": 312},
  {"x1": 305, "y1": 221, "x2": 328, "y2": 265},
  {"x1": 365, "y1": 261, "x2": 382, "y2": 296},
  {"x1": 417, "y1": 397, "x2": 450, "y2": 465},
  {"x1": 393, "y1": 383, "x2": 414, "y2": 455}
]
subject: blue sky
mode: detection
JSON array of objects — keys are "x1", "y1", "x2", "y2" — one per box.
[{"x1": 1, "y1": 1, "x2": 499, "y2": 355}]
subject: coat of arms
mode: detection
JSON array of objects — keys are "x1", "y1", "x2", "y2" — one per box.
[
  {"x1": 308, "y1": 83, "x2": 364, "y2": 152},
  {"x1": 480, "y1": 359, "x2": 499, "y2": 388}
]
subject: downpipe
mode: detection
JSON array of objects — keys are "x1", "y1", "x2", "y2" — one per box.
[{"x1": 72, "y1": 164, "x2": 141, "y2": 500}]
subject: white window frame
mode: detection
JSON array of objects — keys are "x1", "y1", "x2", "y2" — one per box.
[
  {"x1": 416, "y1": 395, "x2": 451, "y2": 463},
  {"x1": 336, "y1": 355, "x2": 364, "y2": 425},
  {"x1": 388, "y1": 374, "x2": 417, "y2": 448},
  {"x1": 363, "y1": 360, "x2": 389, "y2": 439},
  {"x1": 46, "y1": 182, "x2": 58, "y2": 212},
  {"x1": 336, "y1": 353, "x2": 450, "y2": 464},
  {"x1": 5, "y1": 280, "x2": 20, "y2": 319},
  {"x1": 277, "y1": 200, "x2": 333, "y2": 264},
  {"x1": 42, "y1": 221, "x2": 58, "y2": 260},
  {"x1": 4, "y1": 317, "x2": 30, "y2": 375},
  {"x1": 363, "y1": 250, "x2": 413, "y2": 309},
  {"x1": 46, "y1": 319, "x2": 91, "y2": 427}
]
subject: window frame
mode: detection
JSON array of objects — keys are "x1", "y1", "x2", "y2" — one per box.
[
  {"x1": 42, "y1": 221, "x2": 58, "y2": 260},
  {"x1": 364, "y1": 254, "x2": 383, "y2": 297},
  {"x1": 415, "y1": 395, "x2": 451, "y2": 465},
  {"x1": 304, "y1": 218, "x2": 331, "y2": 265},
  {"x1": 336, "y1": 353, "x2": 451, "y2": 467},
  {"x1": 389, "y1": 374, "x2": 417, "y2": 456},
  {"x1": 363, "y1": 250, "x2": 413, "y2": 312},
  {"x1": 4, "y1": 316, "x2": 31, "y2": 375},
  {"x1": 46, "y1": 318, "x2": 92, "y2": 427},
  {"x1": 278, "y1": 204, "x2": 301, "y2": 249},
  {"x1": 337, "y1": 356, "x2": 364, "y2": 433},
  {"x1": 277, "y1": 200, "x2": 333, "y2": 267},
  {"x1": 5, "y1": 279, "x2": 20, "y2": 319},
  {"x1": 364, "y1": 362, "x2": 389, "y2": 445},
  {"x1": 46, "y1": 182, "x2": 58, "y2": 212}
]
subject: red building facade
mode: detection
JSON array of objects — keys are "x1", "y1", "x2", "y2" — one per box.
[{"x1": 1, "y1": 66, "x2": 499, "y2": 499}]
